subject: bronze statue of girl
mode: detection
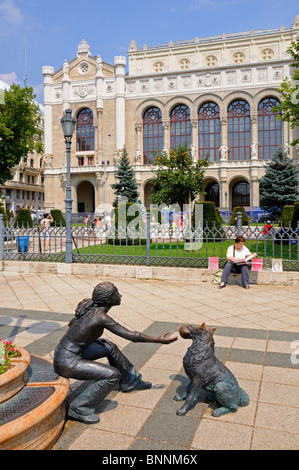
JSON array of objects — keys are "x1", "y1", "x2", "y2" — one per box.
[{"x1": 54, "y1": 281, "x2": 177, "y2": 424}]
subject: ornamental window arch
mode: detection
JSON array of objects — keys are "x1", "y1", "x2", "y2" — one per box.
[
  {"x1": 227, "y1": 99, "x2": 251, "y2": 161},
  {"x1": 170, "y1": 104, "x2": 191, "y2": 148},
  {"x1": 143, "y1": 106, "x2": 163, "y2": 164},
  {"x1": 258, "y1": 97, "x2": 282, "y2": 160},
  {"x1": 198, "y1": 101, "x2": 220, "y2": 162},
  {"x1": 76, "y1": 107, "x2": 95, "y2": 152}
]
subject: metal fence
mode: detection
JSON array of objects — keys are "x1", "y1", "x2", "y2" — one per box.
[{"x1": 0, "y1": 214, "x2": 298, "y2": 271}]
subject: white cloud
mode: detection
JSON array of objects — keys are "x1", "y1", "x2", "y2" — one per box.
[
  {"x1": 0, "y1": 71, "x2": 18, "y2": 85},
  {"x1": 0, "y1": 0, "x2": 22, "y2": 25}
]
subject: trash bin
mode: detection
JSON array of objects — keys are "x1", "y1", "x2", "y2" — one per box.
[{"x1": 17, "y1": 236, "x2": 29, "y2": 253}]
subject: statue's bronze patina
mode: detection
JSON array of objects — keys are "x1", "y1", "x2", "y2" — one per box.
[
  {"x1": 54, "y1": 281, "x2": 177, "y2": 424},
  {"x1": 174, "y1": 323, "x2": 249, "y2": 417}
]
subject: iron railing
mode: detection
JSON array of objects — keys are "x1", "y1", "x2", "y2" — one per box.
[{"x1": 0, "y1": 214, "x2": 298, "y2": 271}]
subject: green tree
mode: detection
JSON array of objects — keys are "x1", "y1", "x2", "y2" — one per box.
[
  {"x1": 151, "y1": 143, "x2": 210, "y2": 210},
  {"x1": 259, "y1": 147, "x2": 299, "y2": 218},
  {"x1": 273, "y1": 39, "x2": 299, "y2": 146},
  {"x1": 0, "y1": 84, "x2": 43, "y2": 186},
  {"x1": 111, "y1": 147, "x2": 139, "y2": 207}
]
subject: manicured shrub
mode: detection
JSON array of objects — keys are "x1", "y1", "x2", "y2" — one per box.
[
  {"x1": 108, "y1": 201, "x2": 147, "y2": 245},
  {"x1": 279, "y1": 205, "x2": 294, "y2": 226},
  {"x1": 192, "y1": 201, "x2": 225, "y2": 239},
  {"x1": 229, "y1": 206, "x2": 249, "y2": 225},
  {"x1": 14, "y1": 208, "x2": 33, "y2": 228},
  {"x1": 291, "y1": 202, "x2": 299, "y2": 229},
  {"x1": 0, "y1": 207, "x2": 8, "y2": 225},
  {"x1": 50, "y1": 209, "x2": 66, "y2": 227}
]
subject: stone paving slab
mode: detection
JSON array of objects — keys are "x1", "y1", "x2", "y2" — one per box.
[{"x1": 0, "y1": 271, "x2": 298, "y2": 450}]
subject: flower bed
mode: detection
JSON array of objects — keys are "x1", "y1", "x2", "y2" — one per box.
[
  {"x1": 0, "y1": 340, "x2": 20, "y2": 375},
  {"x1": 0, "y1": 344, "x2": 30, "y2": 404}
]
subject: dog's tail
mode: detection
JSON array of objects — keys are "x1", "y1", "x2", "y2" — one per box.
[{"x1": 238, "y1": 388, "x2": 249, "y2": 407}]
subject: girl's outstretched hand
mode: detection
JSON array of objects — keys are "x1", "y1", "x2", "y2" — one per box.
[{"x1": 158, "y1": 332, "x2": 178, "y2": 344}]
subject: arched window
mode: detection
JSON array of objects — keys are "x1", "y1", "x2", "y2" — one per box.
[
  {"x1": 232, "y1": 181, "x2": 250, "y2": 208},
  {"x1": 227, "y1": 100, "x2": 251, "y2": 161},
  {"x1": 205, "y1": 182, "x2": 220, "y2": 207},
  {"x1": 76, "y1": 108, "x2": 95, "y2": 152},
  {"x1": 170, "y1": 105, "x2": 191, "y2": 148},
  {"x1": 143, "y1": 107, "x2": 163, "y2": 164},
  {"x1": 258, "y1": 98, "x2": 282, "y2": 160},
  {"x1": 198, "y1": 102, "x2": 220, "y2": 161}
]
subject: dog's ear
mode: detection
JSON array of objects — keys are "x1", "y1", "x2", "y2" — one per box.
[
  {"x1": 208, "y1": 327, "x2": 216, "y2": 335},
  {"x1": 199, "y1": 322, "x2": 206, "y2": 330}
]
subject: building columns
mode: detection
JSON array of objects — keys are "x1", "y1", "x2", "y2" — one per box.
[{"x1": 114, "y1": 56, "x2": 126, "y2": 150}]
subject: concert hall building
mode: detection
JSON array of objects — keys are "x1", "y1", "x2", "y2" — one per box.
[{"x1": 42, "y1": 15, "x2": 299, "y2": 216}]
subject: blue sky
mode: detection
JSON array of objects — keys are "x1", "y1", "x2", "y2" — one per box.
[{"x1": 0, "y1": 0, "x2": 298, "y2": 104}]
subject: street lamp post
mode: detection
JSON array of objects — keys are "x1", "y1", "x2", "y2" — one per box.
[
  {"x1": 61, "y1": 109, "x2": 76, "y2": 263},
  {"x1": 103, "y1": 134, "x2": 111, "y2": 216}
]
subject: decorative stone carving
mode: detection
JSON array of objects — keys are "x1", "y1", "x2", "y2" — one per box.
[
  {"x1": 113, "y1": 149, "x2": 123, "y2": 166},
  {"x1": 284, "y1": 142, "x2": 290, "y2": 155},
  {"x1": 127, "y1": 82, "x2": 136, "y2": 93},
  {"x1": 257, "y1": 69, "x2": 267, "y2": 81},
  {"x1": 226, "y1": 72, "x2": 236, "y2": 85},
  {"x1": 273, "y1": 67, "x2": 283, "y2": 80},
  {"x1": 106, "y1": 82, "x2": 114, "y2": 93},
  {"x1": 241, "y1": 70, "x2": 251, "y2": 82},
  {"x1": 190, "y1": 145, "x2": 197, "y2": 163},
  {"x1": 43, "y1": 155, "x2": 53, "y2": 168},
  {"x1": 77, "y1": 39, "x2": 90, "y2": 57},
  {"x1": 182, "y1": 77, "x2": 191, "y2": 89},
  {"x1": 219, "y1": 145, "x2": 228, "y2": 161},
  {"x1": 250, "y1": 143, "x2": 258, "y2": 160},
  {"x1": 140, "y1": 81, "x2": 149, "y2": 92},
  {"x1": 62, "y1": 60, "x2": 69, "y2": 79},
  {"x1": 134, "y1": 150, "x2": 142, "y2": 163},
  {"x1": 154, "y1": 80, "x2": 162, "y2": 92},
  {"x1": 129, "y1": 40, "x2": 137, "y2": 51},
  {"x1": 59, "y1": 172, "x2": 67, "y2": 189},
  {"x1": 73, "y1": 84, "x2": 95, "y2": 98},
  {"x1": 168, "y1": 78, "x2": 176, "y2": 90},
  {"x1": 95, "y1": 172, "x2": 102, "y2": 188}
]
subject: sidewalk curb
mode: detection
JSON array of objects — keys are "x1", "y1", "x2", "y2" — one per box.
[{"x1": 2, "y1": 260, "x2": 299, "y2": 286}]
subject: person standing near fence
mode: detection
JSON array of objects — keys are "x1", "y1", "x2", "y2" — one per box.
[{"x1": 40, "y1": 213, "x2": 53, "y2": 252}]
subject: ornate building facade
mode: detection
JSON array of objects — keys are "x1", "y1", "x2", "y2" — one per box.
[{"x1": 42, "y1": 16, "x2": 299, "y2": 215}]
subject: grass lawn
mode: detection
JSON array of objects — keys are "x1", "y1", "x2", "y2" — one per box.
[{"x1": 74, "y1": 238, "x2": 298, "y2": 261}]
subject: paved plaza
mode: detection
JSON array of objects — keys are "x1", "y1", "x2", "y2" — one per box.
[{"x1": 0, "y1": 269, "x2": 298, "y2": 450}]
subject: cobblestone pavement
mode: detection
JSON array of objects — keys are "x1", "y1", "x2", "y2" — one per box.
[{"x1": 0, "y1": 271, "x2": 298, "y2": 450}]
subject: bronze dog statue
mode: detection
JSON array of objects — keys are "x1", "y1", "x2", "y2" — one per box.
[{"x1": 174, "y1": 323, "x2": 249, "y2": 417}]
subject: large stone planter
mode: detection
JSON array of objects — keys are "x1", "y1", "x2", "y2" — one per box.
[
  {"x1": 0, "y1": 346, "x2": 30, "y2": 404},
  {"x1": 0, "y1": 350, "x2": 69, "y2": 450}
]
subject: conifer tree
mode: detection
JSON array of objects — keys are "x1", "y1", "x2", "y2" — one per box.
[
  {"x1": 111, "y1": 147, "x2": 139, "y2": 207},
  {"x1": 259, "y1": 147, "x2": 299, "y2": 218}
]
